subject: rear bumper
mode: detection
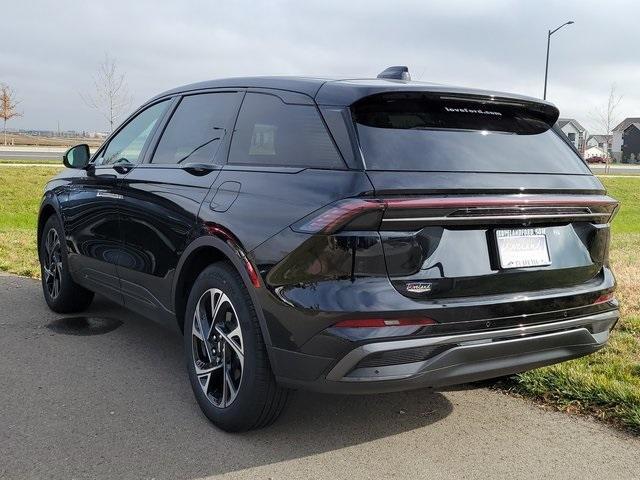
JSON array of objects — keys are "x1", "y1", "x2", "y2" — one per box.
[{"x1": 276, "y1": 309, "x2": 618, "y2": 394}]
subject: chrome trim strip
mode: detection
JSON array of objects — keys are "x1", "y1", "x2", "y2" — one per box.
[
  {"x1": 326, "y1": 310, "x2": 618, "y2": 381},
  {"x1": 382, "y1": 212, "x2": 609, "y2": 223}
]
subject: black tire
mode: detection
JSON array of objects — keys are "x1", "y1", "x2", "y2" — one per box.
[
  {"x1": 39, "y1": 215, "x2": 94, "y2": 313},
  {"x1": 184, "y1": 262, "x2": 289, "y2": 432}
]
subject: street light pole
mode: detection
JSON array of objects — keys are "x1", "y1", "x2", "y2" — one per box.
[{"x1": 543, "y1": 21, "x2": 575, "y2": 100}]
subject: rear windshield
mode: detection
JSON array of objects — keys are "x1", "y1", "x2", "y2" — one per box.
[{"x1": 352, "y1": 92, "x2": 590, "y2": 174}]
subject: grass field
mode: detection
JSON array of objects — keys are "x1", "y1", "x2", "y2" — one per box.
[
  {"x1": 507, "y1": 176, "x2": 640, "y2": 433},
  {"x1": 0, "y1": 165, "x2": 638, "y2": 432}
]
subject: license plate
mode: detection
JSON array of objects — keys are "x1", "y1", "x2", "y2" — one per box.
[{"x1": 495, "y1": 228, "x2": 551, "y2": 269}]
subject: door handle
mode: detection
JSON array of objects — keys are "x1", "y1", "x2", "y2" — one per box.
[
  {"x1": 113, "y1": 163, "x2": 135, "y2": 174},
  {"x1": 181, "y1": 163, "x2": 218, "y2": 176}
]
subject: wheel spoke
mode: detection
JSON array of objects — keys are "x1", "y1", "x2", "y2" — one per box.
[
  {"x1": 195, "y1": 362, "x2": 222, "y2": 375},
  {"x1": 225, "y1": 367, "x2": 238, "y2": 403},
  {"x1": 194, "y1": 308, "x2": 215, "y2": 362},
  {"x1": 45, "y1": 230, "x2": 55, "y2": 256},
  {"x1": 55, "y1": 261, "x2": 63, "y2": 279},
  {"x1": 198, "y1": 373, "x2": 212, "y2": 395},
  {"x1": 215, "y1": 325, "x2": 244, "y2": 366},
  {"x1": 227, "y1": 324, "x2": 242, "y2": 343},
  {"x1": 221, "y1": 343, "x2": 228, "y2": 407},
  {"x1": 193, "y1": 307, "x2": 206, "y2": 340},
  {"x1": 208, "y1": 291, "x2": 227, "y2": 337},
  {"x1": 43, "y1": 264, "x2": 53, "y2": 280}
]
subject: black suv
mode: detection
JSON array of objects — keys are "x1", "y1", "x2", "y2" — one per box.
[{"x1": 39, "y1": 67, "x2": 619, "y2": 431}]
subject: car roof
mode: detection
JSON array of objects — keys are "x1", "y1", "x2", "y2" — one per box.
[{"x1": 151, "y1": 76, "x2": 554, "y2": 108}]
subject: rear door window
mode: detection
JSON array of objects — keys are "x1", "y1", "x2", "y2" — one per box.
[
  {"x1": 151, "y1": 92, "x2": 242, "y2": 165},
  {"x1": 228, "y1": 93, "x2": 345, "y2": 169},
  {"x1": 352, "y1": 92, "x2": 590, "y2": 174}
]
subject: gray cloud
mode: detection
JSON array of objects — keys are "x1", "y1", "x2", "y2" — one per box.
[{"x1": 3, "y1": 0, "x2": 639, "y2": 133}]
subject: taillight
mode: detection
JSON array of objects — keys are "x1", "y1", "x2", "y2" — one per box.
[
  {"x1": 292, "y1": 199, "x2": 385, "y2": 234},
  {"x1": 332, "y1": 317, "x2": 436, "y2": 328},
  {"x1": 292, "y1": 194, "x2": 619, "y2": 234},
  {"x1": 594, "y1": 292, "x2": 614, "y2": 304}
]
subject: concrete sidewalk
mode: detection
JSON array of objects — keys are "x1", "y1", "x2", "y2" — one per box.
[{"x1": 1, "y1": 274, "x2": 638, "y2": 480}]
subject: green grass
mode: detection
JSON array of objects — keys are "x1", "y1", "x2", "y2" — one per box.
[
  {"x1": 0, "y1": 166, "x2": 638, "y2": 433},
  {"x1": 508, "y1": 176, "x2": 640, "y2": 434},
  {"x1": 0, "y1": 166, "x2": 62, "y2": 276}
]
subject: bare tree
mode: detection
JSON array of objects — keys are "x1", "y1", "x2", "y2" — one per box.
[
  {"x1": 591, "y1": 85, "x2": 623, "y2": 173},
  {"x1": 81, "y1": 54, "x2": 133, "y2": 132},
  {"x1": 0, "y1": 83, "x2": 22, "y2": 146}
]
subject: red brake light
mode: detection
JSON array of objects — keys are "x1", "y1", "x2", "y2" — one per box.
[
  {"x1": 332, "y1": 317, "x2": 436, "y2": 328},
  {"x1": 594, "y1": 292, "x2": 614, "y2": 304}
]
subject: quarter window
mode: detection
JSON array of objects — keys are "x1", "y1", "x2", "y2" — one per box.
[
  {"x1": 228, "y1": 93, "x2": 344, "y2": 169},
  {"x1": 97, "y1": 100, "x2": 169, "y2": 165},
  {"x1": 152, "y1": 92, "x2": 242, "y2": 165}
]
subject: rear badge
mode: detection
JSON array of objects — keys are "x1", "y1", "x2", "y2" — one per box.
[{"x1": 406, "y1": 282, "x2": 432, "y2": 294}]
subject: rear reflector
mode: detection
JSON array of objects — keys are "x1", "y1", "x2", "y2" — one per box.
[
  {"x1": 332, "y1": 317, "x2": 436, "y2": 328},
  {"x1": 594, "y1": 292, "x2": 614, "y2": 304}
]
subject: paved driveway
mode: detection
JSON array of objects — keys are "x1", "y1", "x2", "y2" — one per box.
[{"x1": 1, "y1": 274, "x2": 638, "y2": 480}]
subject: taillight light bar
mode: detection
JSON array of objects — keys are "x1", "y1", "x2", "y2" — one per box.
[
  {"x1": 383, "y1": 195, "x2": 618, "y2": 209},
  {"x1": 292, "y1": 195, "x2": 619, "y2": 234},
  {"x1": 332, "y1": 317, "x2": 436, "y2": 328}
]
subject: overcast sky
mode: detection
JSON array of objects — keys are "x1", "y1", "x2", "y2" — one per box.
[{"x1": 4, "y1": 0, "x2": 640, "y2": 133}]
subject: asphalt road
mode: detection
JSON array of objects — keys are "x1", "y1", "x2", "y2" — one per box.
[
  {"x1": 0, "y1": 148, "x2": 63, "y2": 162},
  {"x1": 1, "y1": 274, "x2": 639, "y2": 480},
  {"x1": 590, "y1": 164, "x2": 640, "y2": 175}
]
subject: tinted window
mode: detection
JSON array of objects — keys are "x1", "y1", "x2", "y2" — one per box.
[
  {"x1": 152, "y1": 92, "x2": 242, "y2": 164},
  {"x1": 228, "y1": 93, "x2": 344, "y2": 168},
  {"x1": 353, "y1": 93, "x2": 590, "y2": 174},
  {"x1": 97, "y1": 100, "x2": 169, "y2": 165}
]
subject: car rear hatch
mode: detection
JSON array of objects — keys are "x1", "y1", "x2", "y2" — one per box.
[{"x1": 350, "y1": 91, "x2": 618, "y2": 300}]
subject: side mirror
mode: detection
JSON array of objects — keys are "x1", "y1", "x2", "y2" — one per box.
[{"x1": 63, "y1": 144, "x2": 91, "y2": 169}]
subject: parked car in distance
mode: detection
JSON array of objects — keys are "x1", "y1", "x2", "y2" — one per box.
[
  {"x1": 38, "y1": 66, "x2": 619, "y2": 431},
  {"x1": 586, "y1": 156, "x2": 608, "y2": 164}
]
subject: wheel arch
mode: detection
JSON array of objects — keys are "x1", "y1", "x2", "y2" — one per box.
[
  {"x1": 172, "y1": 233, "x2": 272, "y2": 346},
  {"x1": 37, "y1": 199, "x2": 60, "y2": 261}
]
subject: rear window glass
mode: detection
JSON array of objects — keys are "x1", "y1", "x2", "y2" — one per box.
[
  {"x1": 228, "y1": 93, "x2": 345, "y2": 169},
  {"x1": 352, "y1": 93, "x2": 590, "y2": 174},
  {"x1": 152, "y1": 92, "x2": 242, "y2": 164}
]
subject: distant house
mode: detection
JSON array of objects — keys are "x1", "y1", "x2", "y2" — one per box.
[
  {"x1": 584, "y1": 145, "x2": 607, "y2": 159},
  {"x1": 612, "y1": 117, "x2": 640, "y2": 162},
  {"x1": 557, "y1": 118, "x2": 588, "y2": 154},
  {"x1": 586, "y1": 134, "x2": 612, "y2": 156},
  {"x1": 585, "y1": 134, "x2": 612, "y2": 160},
  {"x1": 621, "y1": 123, "x2": 640, "y2": 163}
]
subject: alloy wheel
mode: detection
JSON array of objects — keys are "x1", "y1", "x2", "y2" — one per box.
[
  {"x1": 43, "y1": 228, "x2": 63, "y2": 300},
  {"x1": 192, "y1": 288, "x2": 244, "y2": 408}
]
